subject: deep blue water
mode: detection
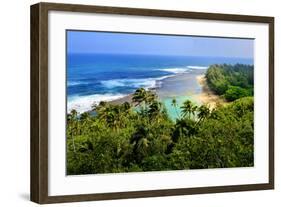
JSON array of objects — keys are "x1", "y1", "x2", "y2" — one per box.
[{"x1": 67, "y1": 53, "x2": 253, "y2": 113}]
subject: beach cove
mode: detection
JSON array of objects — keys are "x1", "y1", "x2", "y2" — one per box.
[
  {"x1": 67, "y1": 54, "x2": 252, "y2": 115},
  {"x1": 109, "y1": 68, "x2": 225, "y2": 121}
]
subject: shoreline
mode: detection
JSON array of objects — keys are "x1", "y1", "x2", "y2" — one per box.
[
  {"x1": 69, "y1": 70, "x2": 223, "y2": 113},
  {"x1": 109, "y1": 87, "x2": 158, "y2": 106},
  {"x1": 194, "y1": 75, "x2": 226, "y2": 109},
  {"x1": 109, "y1": 94, "x2": 133, "y2": 105}
]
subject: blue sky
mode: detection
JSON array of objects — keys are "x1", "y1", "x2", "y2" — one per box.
[{"x1": 67, "y1": 31, "x2": 253, "y2": 58}]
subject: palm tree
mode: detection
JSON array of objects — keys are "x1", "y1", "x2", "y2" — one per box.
[
  {"x1": 97, "y1": 104, "x2": 111, "y2": 122},
  {"x1": 132, "y1": 88, "x2": 157, "y2": 106},
  {"x1": 132, "y1": 88, "x2": 147, "y2": 106},
  {"x1": 148, "y1": 101, "x2": 162, "y2": 122},
  {"x1": 145, "y1": 91, "x2": 157, "y2": 105},
  {"x1": 112, "y1": 106, "x2": 125, "y2": 130},
  {"x1": 192, "y1": 105, "x2": 198, "y2": 116},
  {"x1": 171, "y1": 98, "x2": 180, "y2": 118},
  {"x1": 172, "y1": 118, "x2": 197, "y2": 141},
  {"x1": 130, "y1": 125, "x2": 150, "y2": 162},
  {"x1": 121, "y1": 101, "x2": 131, "y2": 112},
  {"x1": 92, "y1": 101, "x2": 107, "y2": 112},
  {"x1": 103, "y1": 104, "x2": 130, "y2": 131},
  {"x1": 197, "y1": 104, "x2": 210, "y2": 122},
  {"x1": 180, "y1": 100, "x2": 196, "y2": 119},
  {"x1": 102, "y1": 106, "x2": 118, "y2": 131}
]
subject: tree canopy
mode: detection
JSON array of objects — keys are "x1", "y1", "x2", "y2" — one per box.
[
  {"x1": 205, "y1": 64, "x2": 253, "y2": 101},
  {"x1": 67, "y1": 87, "x2": 254, "y2": 174}
]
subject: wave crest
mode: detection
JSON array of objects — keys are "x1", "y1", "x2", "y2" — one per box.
[
  {"x1": 67, "y1": 93, "x2": 126, "y2": 113},
  {"x1": 101, "y1": 75, "x2": 173, "y2": 90},
  {"x1": 187, "y1": 65, "x2": 208, "y2": 70},
  {"x1": 67, "y1": 81, "x2": 88, "y2": 86},
  {"x1": 157, "y1": 67, "x2": 189, "y2": 74}
]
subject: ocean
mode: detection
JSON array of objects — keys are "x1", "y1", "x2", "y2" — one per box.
[{"x1": 67, "y1": 53, "x2": 253, "y2": 115}]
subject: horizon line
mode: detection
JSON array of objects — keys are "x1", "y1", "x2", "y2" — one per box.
[{"x1": 66, "y1": 52, "x2": 254, "y2": 59}]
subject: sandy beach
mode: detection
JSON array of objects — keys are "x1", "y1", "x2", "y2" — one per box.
[
  {"x1": 72, "y1": 70, "x2": 226, "y2": 116},
  {"x1": 95, "y1": 69, "x2": 227, "y2": 113},
  {"x1": 109, "y1": 94, "x2": 133, "y2": 105},
  {"x1": 109, "y1": 70, "x2": 205, "y2": 106},
  {"x1": 195, "y1": 75, "x2": 225, "y2": 109}
]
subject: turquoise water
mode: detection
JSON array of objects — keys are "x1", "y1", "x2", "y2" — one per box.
[
  {"x1": 163, "y1": 96, "x2": 196, "y2": 121},
  {"x1": 67, "y1": 53, "x2": 253, "y2": 113},
  {"x1": 156, "y1": 68, "x2": 204, "y2": 121}
]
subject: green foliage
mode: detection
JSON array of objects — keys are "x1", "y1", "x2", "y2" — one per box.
[
  {"x1": 205, "y1": 64, "x2": 254, "y2": 101},
  {"x1": 67, "y1": 87, "x2": 254, "y2": 175},
  {"x1": 180, "y1": 100, "x2": 197, "y2": 119},
  {"x1": 224, "y1": 86, "x2": 252, "y2": 101}
]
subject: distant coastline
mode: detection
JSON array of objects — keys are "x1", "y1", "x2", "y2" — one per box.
[
  {"x1": 68, "y1": 64, "x2": 255, "y2": 115},
  {"x1": 67, "y1": 53, "x2": 253, "y2": 114},
  {"x1": 70, "y1": 70, "x2": 215, "y2": 114},
  {"x1": 68, "y1": 69, "x2": 229, "y2": 116}
]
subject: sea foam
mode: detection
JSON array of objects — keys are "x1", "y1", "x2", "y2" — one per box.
[
  {"x1": 67, "y1": 93, "x2": 126, "y2": 113},
  {"x1": 67, "y1": 66, "x2": 208, "y2": 114},
  {"x1": 67, "y1": 81, "x2": 88, "y2": 86},
  {"x1": 101, "y1": 75, "x2": 173, "y2": 90},
  {"x1": 157, "y1": 67, "x2": 189, "y2": 74},
  {"x1": 158, "y1": 66, "x2": 208, "y2": 73},
  {"x1": 187, "y1": 65, "x2": 209, "y2": 70}
]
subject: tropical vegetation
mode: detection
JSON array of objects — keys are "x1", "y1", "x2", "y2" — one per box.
[
  {"x1": 205, "y1": 64, "x2": 253, "y2": 101},
  {"x1": 67, "y1": 64, "x2": 254, "y2": 175}
]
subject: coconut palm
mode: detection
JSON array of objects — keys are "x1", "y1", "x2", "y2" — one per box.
[
  {"x1": 145, "y1": 91, "x2": 157, "y2": 105},
  {"x1": 180, "y1": 100, "x2": 197, "y2": 119},
  {"x1": 132, "y1": 88, "x2": 147, "y2": 106},
  {"x1": 171, "y1": 98, "x2": 180, "y2": 118},
  {"x1": 130, "y1": 125, "x2": 150, "y2": 162},
  {"x1": 92, "y1": 101, "x2": 107, "y2": 112},
  {"x1": 121, "y1": 101, "x2": 131, "y2": 112},
  {"x1": 148, "y1": 101, "x2": 162, "y2": 122},
  {"x1": 172, "y1": 118, "x2": 197, "y2": 141},
  {"x1": 97, "y1": 104, "x2": 112, "y2": 122},
  {"x1": 104, "y1": 106, "x2": 120, "y2": 131},
  {"x1": 197, "y1": 104, "x2": 210, "y2": 122},
  {"x1": 132, "y1": 88, "x2": 157, "y2": 106}
]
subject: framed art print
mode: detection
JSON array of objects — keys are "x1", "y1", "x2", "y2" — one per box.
[{"x1": 30, "y1": 2, "x2": 274, "y2": 204}]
